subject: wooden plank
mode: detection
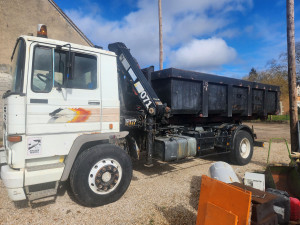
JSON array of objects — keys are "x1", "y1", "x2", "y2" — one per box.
[
  {"x1": 231, "y1": 182, "x2": 277, "y2": 204},
  {"x1": 196, "y1": 175, "x2": 251, "y2": 225},
  {"x1": 203, "y1": 202, "x2": 237, "y2": 225}
]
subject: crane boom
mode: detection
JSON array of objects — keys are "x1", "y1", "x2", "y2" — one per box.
[{"x1": 108, "y1": 42, "x2": 165, "y2": 116}]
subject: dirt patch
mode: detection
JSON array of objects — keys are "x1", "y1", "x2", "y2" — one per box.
[{"x1": 244, "y1": 122, "x2": 291, "y2": 143}]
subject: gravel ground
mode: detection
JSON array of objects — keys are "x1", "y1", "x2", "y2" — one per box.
[
  {"x1": 0, "y1": 123, "x2": 292, "y2": 225},
  {"x1": 244, "y1": 122, "x2": 290, "y2": 143}
]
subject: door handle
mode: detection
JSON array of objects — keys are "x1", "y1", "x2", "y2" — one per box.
[
  {"x1": 88, "y1": 101, "x2": 100, "y2": 105},
  {"x1": 30, "y1": 99, "x2": 48, "y2": 104}
]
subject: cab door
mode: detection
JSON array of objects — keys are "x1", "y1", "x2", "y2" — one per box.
[{"x1": 26, "y1": 44, "x2": 101, "y2": 138}]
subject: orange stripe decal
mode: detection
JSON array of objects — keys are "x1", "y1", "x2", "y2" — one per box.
[{"x1": 69, "y1": 108, "x2": 91, "y2": 123}]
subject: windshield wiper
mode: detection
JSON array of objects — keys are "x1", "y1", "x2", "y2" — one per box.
[{"x1": 2, "y1": 90, "x2": 11, "y2": 99}]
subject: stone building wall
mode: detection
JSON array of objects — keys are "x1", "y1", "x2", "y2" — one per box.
[{"x1": 0, "y1": 0, "x2": 92, "y2": 67}]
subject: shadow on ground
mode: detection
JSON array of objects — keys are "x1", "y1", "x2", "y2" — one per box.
[
  {"x1": 132, "y1": 153, "x2": 229, "y2": 178},
  {"x1": 132, "y1": 159, "x2": 177, "y2": 177},
  {"x1": 14, "y1": 197, "x2": 57, "y2": 209},
  {"x1": 156, "y1": 204, "x2": 196, "y2": 225},
  {"x1": 198, "y1": 153, "x2": 230, "y2": 163},
  {"x1": 189, "y1": 176, "x2": 202, "y2": 210},
  {"x1": 250, "y1": 160, "x2": 268, "y2": 167}
]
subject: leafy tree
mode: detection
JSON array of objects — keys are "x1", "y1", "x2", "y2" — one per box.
[
  {"x1": 247, "y1": 68, "x2": 258, "y2": 82},
  {"x1": 243, "y1": 58, "x2": 289, "y2": 105},
  {"x1": 244, "y1": 41, "x2": 300, "y2": 114}
]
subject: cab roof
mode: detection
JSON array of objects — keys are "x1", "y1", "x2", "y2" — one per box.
[{"x1": 20, "y1": 35, "x2": 116, "y2": 57}]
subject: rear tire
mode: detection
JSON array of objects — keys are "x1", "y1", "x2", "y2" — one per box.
[
  {"x1": 70, "y1": 144, "x2": 132, "y2": 207},
  {"x1": 230, "y1": 130, "x2": 253, "y2": 165}
]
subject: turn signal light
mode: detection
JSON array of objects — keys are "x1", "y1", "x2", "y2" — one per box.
[
  {"x1": 109, "y1": 124, "x2": 113, "y2": 129},
  {"x1": 7, "y1": 135, "x2": 22, "y2": 143}
]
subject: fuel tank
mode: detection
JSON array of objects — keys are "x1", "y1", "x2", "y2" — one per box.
[{"x1": 154, "y1": 135, "x2": 197, "y2": 161}]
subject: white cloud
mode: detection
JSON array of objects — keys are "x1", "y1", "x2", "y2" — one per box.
[
  {"x1": 164, "y1": 14, "x2": 230, "y2": 46},
  {"x1": 216, "y1": 28, "x2": 240, "y2": 38},
  {"x1": 66, "y1": 2, "x2": 160, "y2": 66},
  {"x1": 66, "y1": 0, "x2": 252, "y2": 70},
  {"x1": 169, "y1": 38, "x2": 237, "y2": 70},
  {"x1": 161, "y1": 0, "x2": 252, "y2": 16}
]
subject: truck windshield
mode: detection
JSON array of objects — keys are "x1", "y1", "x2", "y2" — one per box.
[{"x1": 11, "y1": 39, "x2": 25, "y2": 93}]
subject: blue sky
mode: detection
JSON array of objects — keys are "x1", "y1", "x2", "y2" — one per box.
[{"x1": 55, "y1": 0, "x2": 300, "y2": 78}]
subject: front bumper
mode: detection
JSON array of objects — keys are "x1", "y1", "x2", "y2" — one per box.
[{"x1": 1, "y1": 165, "x2": 26, "y2": 201}]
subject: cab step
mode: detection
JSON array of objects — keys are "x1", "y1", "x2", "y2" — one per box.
[
  {"x1": 27, "y1": 188, "x2": 58, "y2": 201},
  {"x1": 25, "y1": 181, "x2": 59, "y2": 201}
]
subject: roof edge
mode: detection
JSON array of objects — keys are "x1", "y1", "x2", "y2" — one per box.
[{"x1": 48, "y1": 0, "x2": 94, "y2": 47}]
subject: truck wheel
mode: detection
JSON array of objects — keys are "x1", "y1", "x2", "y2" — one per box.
[
  {"x1": 230, "y1": 130, "x2": 253, "y2": 165},
  {"x1": 69, "y1": 144, "x2": 132, "y2": 207}
]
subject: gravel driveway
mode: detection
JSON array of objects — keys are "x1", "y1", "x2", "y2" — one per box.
[{"x1": 0, "y1": 122, "x2": 292, "y2": 225}]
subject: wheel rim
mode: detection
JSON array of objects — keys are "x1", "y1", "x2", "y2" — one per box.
[
  {"x1": 88, "y1": 158, "x2": 122, "y2": 195},
  {"x1": 239, "y1": 138, "x2": 251, "y2": 159}
]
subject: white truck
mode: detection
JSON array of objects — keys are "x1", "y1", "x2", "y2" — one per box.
[{"x1": 1, "y1": 27, "x2": 280, "y2": 207}]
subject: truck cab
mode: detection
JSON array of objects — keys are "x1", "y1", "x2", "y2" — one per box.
[{"x1": 1, "y1": 35, "x2": 131, "y2": 206}]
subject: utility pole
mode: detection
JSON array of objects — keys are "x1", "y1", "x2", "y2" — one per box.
[
  {"x1": 286, "y1": 0, "x2": 299, "y2": 152},
  {"x1": 158, "y1": 0, "x2": 163, "y2": 70}
]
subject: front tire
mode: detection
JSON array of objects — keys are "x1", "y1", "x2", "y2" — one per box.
[
  {"x1": 70, "y1": 144, "x2": 132, "y2": 207},
  {"x1": 230, "y1": 130, "x2": 253, "y2": 165}
]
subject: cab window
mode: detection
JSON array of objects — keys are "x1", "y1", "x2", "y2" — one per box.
[
  {"x1": 54, "y1": 50, "x2": 67, "y2": 87},
  {"x1": 31, "y1": 47, "x2": 97, "y2": 92},
  {"x1": 67, "y1": 53, "x2": 97, "y2": 90},
  {"x1": 11, "y1": 38, "x2": 25, "y2": 93},
  {"x1": 31, "y1": 47, "x2": 53, "y2": 93}
]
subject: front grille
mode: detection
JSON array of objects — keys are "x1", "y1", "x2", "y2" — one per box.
[
  {"x1": 3, "y1": 129, "x2": 7, "y2": 149},
  {"x1": 3, "y1": 106, "x2": 7, "y2": 122}
]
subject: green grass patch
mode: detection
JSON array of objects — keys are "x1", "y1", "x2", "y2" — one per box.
[{"x1": 267, "y1": 115, "x2": 290, "y2": 121}]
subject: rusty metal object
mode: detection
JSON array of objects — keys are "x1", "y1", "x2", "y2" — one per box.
[
  {"x1": 250, "y1": 213, "x2": 278, "y2": 225},
  {"x1": 95, "y1": 165, "x2": 119, "y2": 192},
  {"x1": 265, "y1": 164, "x2": 300, "y2": 199},
  {"x1": 231, "y1": 182, "x2": 278, "y2": 224}
]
